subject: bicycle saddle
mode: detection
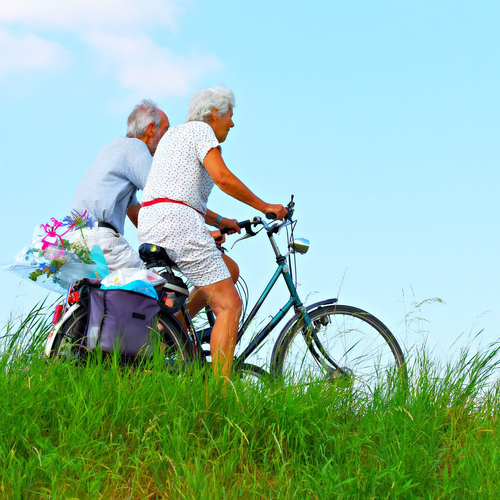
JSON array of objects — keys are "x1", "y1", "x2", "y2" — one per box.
[{"x1": 138, "y1": 243, "x2": 176, "y2": 269}]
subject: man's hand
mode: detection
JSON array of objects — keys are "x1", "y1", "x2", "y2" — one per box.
[{"x1": 209, "y1": 230, "x2": 226, "y2": 245}]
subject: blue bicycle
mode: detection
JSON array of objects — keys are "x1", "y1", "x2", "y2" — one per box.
[{"x1": 47, "y1": 197, "x2": 407, "y2": 391}]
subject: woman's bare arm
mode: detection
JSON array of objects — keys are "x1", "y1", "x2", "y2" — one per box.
[{"x1": 203, "y1": 148, "x2": 287, "y2": 219}]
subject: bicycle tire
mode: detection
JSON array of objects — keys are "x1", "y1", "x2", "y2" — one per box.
[
  {"x1": 271, "y1": 304, "x2": 406, "y2": 392},
  {"x1": 48, "y1": 307, "x2": 193, "y2": 367},
  {"x1": 48, "y1": 306, "x2": 88, "y2": 360},
  {"x1": 156, "y1": 313, "x2": 195, "y2": 368},
  {"x1": 234, "y1": 363, "x2": 270, "y2": 389}
]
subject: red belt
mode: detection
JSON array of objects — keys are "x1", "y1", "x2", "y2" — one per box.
[{"x1": 142, "y1": 198, "x2": 204, "y2": 216}]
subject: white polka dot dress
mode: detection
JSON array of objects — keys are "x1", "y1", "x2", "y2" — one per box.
[{"x1": 138, "y1": 121, "x2": 230, "y2": 287}]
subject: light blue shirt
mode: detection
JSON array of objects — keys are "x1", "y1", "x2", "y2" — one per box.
[{"x1": 71, "y1": 136, "x2": 152, "y2": 234}]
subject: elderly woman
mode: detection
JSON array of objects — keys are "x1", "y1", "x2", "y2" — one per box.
[{"x1": 138, "y1": 87, "x2": 287, "y2": 380}]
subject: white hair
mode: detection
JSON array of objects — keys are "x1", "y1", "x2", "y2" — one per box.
[
  {"x1": 126, "y1": 99, "x2": 161, "y2": 138},
  {"x1": 187, "y1": 86, "x2": 235, "y2": 123}
]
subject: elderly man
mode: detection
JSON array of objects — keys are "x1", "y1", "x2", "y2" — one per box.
[{"x1": 70, "y1": 99, "x2": 169, "y2": 270}]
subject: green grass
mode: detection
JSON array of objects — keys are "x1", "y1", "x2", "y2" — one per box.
[{"x1": 1, "y1": 308, "x2": 500, "y2": 499}]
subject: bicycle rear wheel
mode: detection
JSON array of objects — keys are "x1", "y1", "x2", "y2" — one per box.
[
  {"x1": 156, "y1": 313, "x2": 194, "y2": 369},
  {"x1": 48, "y1": 306, "x2": 88, "y2": 360},
  {"x1": 271, "y1": 304, "x2": 406, "y2": 393}
]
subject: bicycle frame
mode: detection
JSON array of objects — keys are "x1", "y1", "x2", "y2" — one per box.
[{"x1": 235, "y1": 257, "x2": 304, "y2": 364}]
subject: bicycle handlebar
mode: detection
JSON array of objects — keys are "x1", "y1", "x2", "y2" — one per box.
[{"x1": 219, "y1": 196, "x2": 295, "y2": 239}]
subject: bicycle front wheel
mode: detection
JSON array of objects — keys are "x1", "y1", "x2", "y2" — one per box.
[{"x1": 271, "y1": 305, "x2": 406, "y2": 393}]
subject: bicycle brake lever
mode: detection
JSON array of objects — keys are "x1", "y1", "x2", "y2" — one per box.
[
  {"x1": 230, "y1": 225, "x2": 263, "y2": 248},
  {"x1": 230, "y1": 232, "x2": 254, "y2": 249}
]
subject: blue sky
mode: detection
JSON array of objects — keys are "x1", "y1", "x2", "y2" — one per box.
[{"x1": 1, "y1": 0, "x2": 499, "y2": 359}]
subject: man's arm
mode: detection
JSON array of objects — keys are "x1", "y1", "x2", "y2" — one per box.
[{"x1": 127, "y1": 203, "x2": 141, "y2": 227}]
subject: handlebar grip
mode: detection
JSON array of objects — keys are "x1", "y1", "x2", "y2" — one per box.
[
  {"x1": 219, "y1": 220, "x2": 249, "y2": 235},
  {"x1": 267, "y1": 208, "x2": 291, "y2": 220}
]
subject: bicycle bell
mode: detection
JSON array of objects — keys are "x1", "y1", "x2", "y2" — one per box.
[{"x1": 289, "y1": 237, "x2": 310, "y2": 255}]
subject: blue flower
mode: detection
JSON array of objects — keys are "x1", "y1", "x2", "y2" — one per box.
[{"x1": 63, "y1": 209, "x2": 94, "y2": 230}]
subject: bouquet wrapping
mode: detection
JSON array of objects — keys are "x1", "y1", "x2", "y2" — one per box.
[{"x1": 6, "y1": 211, "x2": 109, "y2": 295}]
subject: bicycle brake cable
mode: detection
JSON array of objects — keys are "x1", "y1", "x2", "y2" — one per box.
[{"x1": 289, "y1": 220, "x2": 299, "y2": 289}]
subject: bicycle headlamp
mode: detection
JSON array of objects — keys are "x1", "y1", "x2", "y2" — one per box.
[{"x1": 290, "y1": 238, "x2": 310, "y2": 255}]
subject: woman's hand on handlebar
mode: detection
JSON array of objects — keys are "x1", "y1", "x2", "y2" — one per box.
[
  {"x1": 262, "y1": 203, "x2": 288, "y2": 220},
  {"x1": 218, "y1": 217, "x2": 241, "y2": 234}
]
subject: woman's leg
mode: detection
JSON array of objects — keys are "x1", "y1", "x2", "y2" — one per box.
[
  {"x1": 222, "y1": 253, "x2": 239, "y2": 283},
  {"x1": 196, "y1": 277, "x2": 242, "y2": 380},
  {"x1": 175, "y1": 253, "x2": 240, "y2": 326}
]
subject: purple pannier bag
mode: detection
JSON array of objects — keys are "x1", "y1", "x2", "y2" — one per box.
[{"x1": 86, "y1": 287, "x2": 160, "y2": 357}]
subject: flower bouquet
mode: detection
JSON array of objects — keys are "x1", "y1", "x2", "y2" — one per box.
[{"x1": 6, "y1": 211, "x2": 109, "y2": 295}]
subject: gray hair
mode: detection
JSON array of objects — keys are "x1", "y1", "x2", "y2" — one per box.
[
  {"x1": 126, "y1": 99, "x2": 161, "y2": 138},
  {"x1": 187, "y1": 86, "x2": 235, "y2": 123}
]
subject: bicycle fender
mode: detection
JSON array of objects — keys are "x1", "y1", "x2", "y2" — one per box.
[
  {"x1": 44, "y1": 303, "x2": 80, "y2": 357},
  {"x1": 270, "y1": 297, "x2": 338, "y2": 367}
]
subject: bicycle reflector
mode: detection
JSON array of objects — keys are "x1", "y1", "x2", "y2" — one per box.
[
  {"x1": 52, "y1": 304, "x2": 64, "y2": 324},
  {"x1": 158, "y1": 273, "x2": 189, "y2": 314}
]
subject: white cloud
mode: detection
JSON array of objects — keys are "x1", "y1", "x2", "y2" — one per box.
[
  {"x1": 86, "y1": 34, "x2": 222, "y2": 96},
  {"x1": 0, "y1": 29, "x2": 72, "y2": 75},
  {"x1": 0, "y1": 0, "x2": 221, "y2": 97},
  {"x1": 0, "y1": 0, "x2": 181, "y2": 32}
]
